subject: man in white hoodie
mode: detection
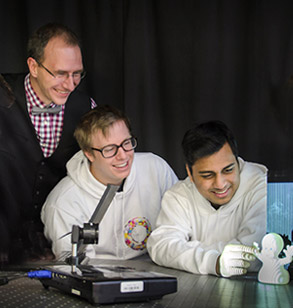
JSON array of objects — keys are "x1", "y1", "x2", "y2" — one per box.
[
  {"x1": 147, "y1": 121, "x2": 267, "y2": 277},
  {"x1": 41, "y1": 105, "x2": 178, "y2": 260}
]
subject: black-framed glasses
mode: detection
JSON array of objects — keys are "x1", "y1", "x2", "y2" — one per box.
[
  {"x1": 91, "y1": 137, "x2": 137, "y2": 158},
  {"x1": 36, "y1": 61, "x2": 86, "y2": 82}
]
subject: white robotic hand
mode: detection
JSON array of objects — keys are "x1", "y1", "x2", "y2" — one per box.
[{"x1": 219, "y1": 244, "x2": 256, "y2": 278}]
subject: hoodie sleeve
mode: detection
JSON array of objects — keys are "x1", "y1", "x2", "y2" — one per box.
[
  {"x1": 41, "y1": 177, "x2": 90, "y2": 260},
  {"x1": 147, "y1": 187, "x2": 220, "y2": 275},
  {"x1": 41, "y1": 205, "x2": 72, "y2": 258}
]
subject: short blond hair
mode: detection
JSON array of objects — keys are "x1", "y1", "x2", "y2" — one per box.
[{"x1": 74, "y1": 105, "x2": 132, "y2": 154}]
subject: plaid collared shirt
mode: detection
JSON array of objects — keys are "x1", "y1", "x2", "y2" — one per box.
[{"x1": 25, "y1": 74, "x2": 96, "y2": 158}]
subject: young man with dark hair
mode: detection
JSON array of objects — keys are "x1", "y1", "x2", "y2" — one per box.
[{"x1": 147, "y1": 121, "x2": 267, "y2": 277}]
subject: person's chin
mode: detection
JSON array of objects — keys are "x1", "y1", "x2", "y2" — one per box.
[
  {"x1": 52, "y1": 91, "x2": 71, "y2": 104},
  {"x1": 110, "y1": 174, "x2": 129, "y2": 186},
  {"x1": 53, "y1": 98, "x2": 69, "y2": 105},
  {"x1": 116, "y1": 169, "x2": 130, "y2": 179},
  {"x1": 208, "y1": 194, "x2": 231, "y2": 206},
  {"x1": 215, "y1": 195, "x2": 233, "y2": 206}
]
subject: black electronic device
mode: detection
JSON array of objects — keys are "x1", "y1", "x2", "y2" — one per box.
[
  {"x1": 39, "y1": 184, "x2": 178, "y2": 304},
  {"x1": 40, "y1": 263, "x2": 177, "y2": 304}
]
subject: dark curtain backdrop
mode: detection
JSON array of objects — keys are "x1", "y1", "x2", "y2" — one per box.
[{"x1": 1, "y1": 0, "x2": 293, "y2": 181}]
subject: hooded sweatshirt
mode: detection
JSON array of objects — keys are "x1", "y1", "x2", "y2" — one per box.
[
  {"x1": 147, "y1": 158, "x2": 267, "y2": 275},
  {"x1": 41, "y1": 150, "x2": 178, "y2": 260}
]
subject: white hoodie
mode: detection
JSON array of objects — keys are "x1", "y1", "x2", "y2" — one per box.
[
  {"x1": 41, "y1": 150, "x2": 178, "y2": 260},
  {"x1": 147, "y1": 158, "x2": 267, "y2": 275}
]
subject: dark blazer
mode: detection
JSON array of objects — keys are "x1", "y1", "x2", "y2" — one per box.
[{"x1": 0, "y1": 73, "x2": 92, "y2": 262}]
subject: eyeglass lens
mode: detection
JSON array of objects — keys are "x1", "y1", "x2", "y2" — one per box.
[{"x1": 102, "y1": 137, "x2": 137, "y2": 158}]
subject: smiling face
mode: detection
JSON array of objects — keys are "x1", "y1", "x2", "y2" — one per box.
[
  {"x1": 84, "y1": 120, "x2": 134, "y2": 186},
  {"x1": 187, "y1": 142, "x2": 240, "y2": 208},
  {"x1": 27, "y1": 36, "x2": 83, "y2": 105}
]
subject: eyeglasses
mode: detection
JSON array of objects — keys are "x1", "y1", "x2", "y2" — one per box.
[
  {"x1": 91, "y1": 137, "x2": 137, "y2": 158},
  {"x1": 37, "y1": 61, "x2": 86, "y2": 82}
]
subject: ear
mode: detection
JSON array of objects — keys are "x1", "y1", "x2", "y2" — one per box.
[
  {"x1": 84, "y1": 150, "x2": 95, "y2": 163},
  {"x1": 27, "y1": 57, "x2": 38, "y2": 78},
  {"x1": 185, "y1": 164, "x2": 194, "y2": 182}
]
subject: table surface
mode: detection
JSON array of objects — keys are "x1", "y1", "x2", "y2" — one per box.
[{"x1": 0, "y1": 255, "x2": 292, "y2": 308}]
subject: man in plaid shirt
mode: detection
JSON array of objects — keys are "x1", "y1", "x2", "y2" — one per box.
[{"x1": 0, "y1": 23, "x2": 95, "y2": 264}]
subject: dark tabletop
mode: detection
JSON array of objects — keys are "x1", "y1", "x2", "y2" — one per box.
[{"x1": 0, "y1": 255, "x2": 292, "y2": 308}]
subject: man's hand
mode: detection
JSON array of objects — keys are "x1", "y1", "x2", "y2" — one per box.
[{"x1": 217, "y1": 244, "x2": 256, "y2": 278}]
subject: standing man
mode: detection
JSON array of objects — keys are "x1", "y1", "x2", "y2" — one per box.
[
  {"x1": 41, "y1": 105, "x2": 178, "y2": 261},
  {"x1": 0, "y1": 23, "x2": 95, "y2": 264},
  {"x1": 147, "y1": 121, "x2": 267, "y2": 277}
]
